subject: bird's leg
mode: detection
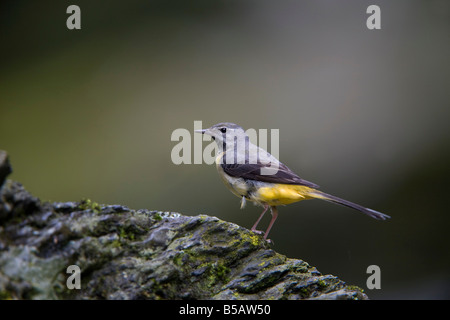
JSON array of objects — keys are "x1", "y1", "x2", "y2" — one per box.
[
  {"x1": 251, "y1": 204, "x2": 269, "y2": 235},
  {"x1": 263, "y1": 206, "x2": 278, "y2": 241}
]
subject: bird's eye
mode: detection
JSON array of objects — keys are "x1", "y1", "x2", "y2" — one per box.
[{"x1": 220, "y1": 128, "x2": 227, "y2": 133}]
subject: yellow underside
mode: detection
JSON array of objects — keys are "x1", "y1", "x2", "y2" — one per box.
[{"x1": 255, "y1": 184, "x2": 318, "y2": 206}]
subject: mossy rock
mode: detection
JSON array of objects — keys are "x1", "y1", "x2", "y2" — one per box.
[{"x1": 0, "y1": 152, "x2": 367, "y2": 300}]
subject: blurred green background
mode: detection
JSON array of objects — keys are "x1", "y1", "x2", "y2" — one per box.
[{"x1": 1, "y1": 0, "x2": 450, "y2": 299}]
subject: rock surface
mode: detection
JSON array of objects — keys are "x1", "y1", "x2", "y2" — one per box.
[{"x1": 0, "y1": 151, "x2": 367, "y2": 300}]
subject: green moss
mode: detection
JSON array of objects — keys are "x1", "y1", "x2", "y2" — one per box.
[
  {"x1": 153, "y1": 212, "x2": 162, "y2": 221},
  {"x1": 347, "y1": 285, "x2": 365, "y2": 293},
  {"x1": 228, "y1": 229, "x2": 259, "y2": 247},
  {"x1": 110, "y1": 239, "x2": 121, "y2": 248},
  {"x1": 241, "y1": 231, "x2": 261, "y2": 247},
  {"x1": 119, "y1": 227, "x2": 135, "y2": 241},
  {"x1": 0, "y1": 291, "x2": 12, "y2": 300},
  {"x1": 299, "y1": 287, "x2": 311, "y2": 298},
  {"x1": 182, "y1": 248, "x2": 195, "y2": 259},
  {"x1": 203, "y1": 262, "x2": 230, "y2": 287},
  {"x1": 215, "y1": 264, "x2": 230, "y2": 282},
  {"x1": 318, "y1": 279, "x2": 327, "y2": 287},
  {"x1": 78, "y1": 198, "x2": 101, "y2": 213},
  {"x1": 293, "y1": 264, "x2": 309, "y2": 273},
  {"x1": 173, "y1": 252, "x2": 184, "y2": 266}
]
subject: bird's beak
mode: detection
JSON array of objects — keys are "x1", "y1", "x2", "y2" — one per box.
[{"x1": 195, "y1": 129, "x2": 206, "y2": 134}]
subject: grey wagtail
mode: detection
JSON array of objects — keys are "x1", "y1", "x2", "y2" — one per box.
[{"x1": 196, "y1": 122, "x2": 390, "y2": 241}]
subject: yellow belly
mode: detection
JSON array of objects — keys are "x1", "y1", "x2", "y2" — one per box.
[{"x1": 254, "y1": 184, "x2": 315, "y2": 206}]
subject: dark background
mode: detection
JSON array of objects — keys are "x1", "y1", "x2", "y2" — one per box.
[{"x1": 1, "y1": 0, "x2": 449, "y2": 299}]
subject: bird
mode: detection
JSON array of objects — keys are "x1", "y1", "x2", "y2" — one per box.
[{"x1": 196, "y1": 122, "x2": 390, "y2": 242}]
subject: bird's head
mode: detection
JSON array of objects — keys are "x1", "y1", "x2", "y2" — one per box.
[{"x1": 195, "y1": 123, "x2": 247, "y2": 150}]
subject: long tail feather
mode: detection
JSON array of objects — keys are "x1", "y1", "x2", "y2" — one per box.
[{"x1": 310, "y1": 191, "x2": 390, "y2": 220}]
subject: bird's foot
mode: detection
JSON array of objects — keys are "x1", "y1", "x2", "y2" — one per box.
[
  {"x1": 251, "y1": 229, "x2": 274, "y2": 245},
  {"x1": 251, "y1": 229, "x2": 264, "y2": 235}
]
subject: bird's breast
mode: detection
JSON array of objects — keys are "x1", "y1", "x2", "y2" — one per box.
[{"x1": 216, "y1": 161, "x2": 249, "y2": 198}]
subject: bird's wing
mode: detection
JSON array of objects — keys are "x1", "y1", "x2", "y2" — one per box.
[{"x1": 221, "y1": 161, "x2": 320, "y2": 188}]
